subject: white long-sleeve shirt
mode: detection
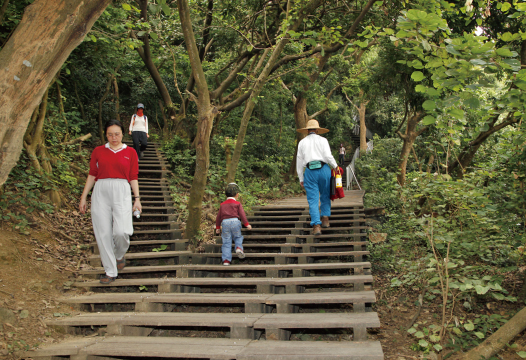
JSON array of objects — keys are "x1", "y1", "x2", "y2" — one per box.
[
  {"x1": 129, "y1": 114, "x2": 148, "y2": 133},
  {"x1": 296, "y1": 133, "x2": 338, "y2": 183}
]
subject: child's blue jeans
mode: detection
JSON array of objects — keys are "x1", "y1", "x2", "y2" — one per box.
[{"x1": 221, "y1": 218, "x2": 244, "y2": 262}]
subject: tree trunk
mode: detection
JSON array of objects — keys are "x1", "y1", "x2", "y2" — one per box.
[
  {"x1": 358, "y1": 101, "x2": 368, "y2": 151},
  {"x1": 450, "y1": 40, "x2": 525, "y2": 177},
  {"x1": 136, "y1": 0, "x2": 177, "y2": 119},
  {"x1": 426, "y1": 154, "x2": 434, "y2": 173},
  {"x1": 226, "y1": 0, "x2": 324, "y2": 184},
  {"x1": 56, "y1": 81, "x2": 69, "y2": 141},
  {"x1": 397, "y1": 111, "x2": 425, "y2": 186},
  {"x1": 0, "y1": 0, "x2": 10, "y2": 25},
  {"x1": 113, "y1": 76, "x2": 120, "y2": 122},
  {"x1": 458, "y1": 306, "x2": 526, "y2": 360},
  {"x1": 73, "y1": 80, "x2": 86, "y2": 124},
  {"x1": 98, "y1": 74, "x2": 113, "y2": 143},
  {"x1": 23, "y1": 93, "x2": 48, "y2": 174},
  {"x1": 178, "y1": 0, "x2": 218, "y2": 245},
  {"x1": 0, "y1": 0, "x2": 111, "y2": 186}
]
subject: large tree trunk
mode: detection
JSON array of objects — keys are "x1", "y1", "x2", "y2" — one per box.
[
  {"x1": 136, "y1": 0, "x2": 177, "y2": 120},
  {"x1": 0, "y1": 0, "x2": 10, "y2": 25},
  {"x1": 98, "y1": 74, "x2": 113, "y2": 143},
  {"x1": 178, "y1": 0, "x2": 218, "y2": 245},
  {"x1": 358, "y1": 101, "x2": 368, "y2": 151},
  {"x1": 397, "y1": 111, "x2": 425, "y2": 186},
  {"x1": 113, "y1": 76, "x2": 120, "y2": 122},
  {"x1": 23, "y1": 86, "x2": 62, "y2": 207},
  {"x1": 0, "y1": 0, "x2": 111, "y2": 186},
  {"x1": 226, "y1": 0, "x2": 324, "y2": 184}
]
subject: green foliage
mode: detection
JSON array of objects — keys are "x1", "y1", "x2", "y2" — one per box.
[
  {"x1": 445, "y1": 314, "x2": 508, "y2": 353},
  {"x1": 355, "y1": 136, "x2": 402, "y2": 211},
  {"x1": 152, "y1": 245, "x2": 168, "y2": 252}
]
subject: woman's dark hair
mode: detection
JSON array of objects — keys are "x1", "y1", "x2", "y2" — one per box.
[{"x1": 104, "y1": 119, "x2": 125, "y2": 135}]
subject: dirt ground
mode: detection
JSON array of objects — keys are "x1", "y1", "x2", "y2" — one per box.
[
  {"x1": 1, "y1": 206, "x2": 525, "y2": 359},
  {"x1": 0, "y1": 202, "x2": 94, "y2": 359}
]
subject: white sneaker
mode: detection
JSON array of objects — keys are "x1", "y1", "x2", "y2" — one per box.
[{"x1": 236, "y1": 247, "x2": 245, "y2": 259}]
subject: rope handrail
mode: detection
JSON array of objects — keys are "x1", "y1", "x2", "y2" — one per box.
[{"x1": 346, "y1": 140, "x2": 373, "y2": 190}]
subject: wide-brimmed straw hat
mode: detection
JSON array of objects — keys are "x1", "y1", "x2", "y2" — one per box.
[{"x1": 296, "y1": 119, "x2": 329, "y2": 134}]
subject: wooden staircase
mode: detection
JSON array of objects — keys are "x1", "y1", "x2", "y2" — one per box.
[{"x1": 22, "y1": 142, "x2": 384, "y2": 360}]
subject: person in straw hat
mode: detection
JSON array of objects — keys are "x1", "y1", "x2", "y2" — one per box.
[{"x1": 296, "y1": 119, "x2": 338, "y2": 235}]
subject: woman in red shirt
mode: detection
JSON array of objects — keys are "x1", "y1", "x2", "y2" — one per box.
[{"x1": 79, "y1": 120, "x2": 141, "y2": 284}]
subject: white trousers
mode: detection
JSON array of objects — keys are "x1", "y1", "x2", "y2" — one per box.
[{"x1": 91, "y1": 179, "x2": 133, "y2": 277}]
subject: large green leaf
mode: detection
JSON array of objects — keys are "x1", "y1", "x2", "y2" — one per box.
[
  {"x1": 475, "y1": 284, "x2": 489, "y2": 295},
  {"x1": 422, "y1": 115, "x2": 436, "y2": 125},
  {"x1": 448, "y1": 108, "x2": 465, "y2": 120},
  {"x1": 423, "y1": 100, "x2": 436, "y2": 111},
  {"x1": 496, "y1": 47, "x2": 516, "y2": 57},
  {"x1": 411, "y1": 71, "x2": 425, "y2": 82},
  {"x1": 464, "y1": 97, "x2": 480, "y2": 109}
]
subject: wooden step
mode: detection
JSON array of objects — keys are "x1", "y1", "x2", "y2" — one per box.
[
  {"x1": 247, "y1": 214, "x2": 366, "y2": 220},
  {"x1": 22, "y1": 337, "x2": 384, "y2": 360},
  {"x1": 139, "y1": 200, "x2": 175, "y2": 205},
  {"x1": 89, "y1": 250, "x2": 190, "y2": 262},
  {"x1": 132, "y1": 220, "x2": 179, "y2": 226},
  {"x1": 240, "y1": 226, "x2": 370, "y2": 232},
  {"x1": 79, "y1": 261, "x2": 371, "y2": 276},
  {"x1": 73, "y1": 274, "x2": 374, "y2": 291},
  {"x1": 220, "y1": 234, "x2": 366, "y2": 241},
  {"x1": 59, "y1": 290, "x2": 375, "y2": 313},
  {"x1": 237, "y1": 340, "x2": 384, "y2": 359},
  {"x1": 138, "y1": 169, "x2": 171, "y2": 174},
  {"x1": 133, "y1": 229, "x2": 181, "y2": 236},
  {"x1": 47, "y1": 312, "x2": 379, "y2": 340},
  {"x1": 193, "y1": 251, "x2": 369, "y2": 262},
  {"x1": 209, "y1": 241, "x2": 366, "y2": 249},
  {"x1": 249, "y1": 219, "x2": 365, "y2": 226},
  {"x1": 89, "y1": 239, "x2": 187, "y2": 252}
]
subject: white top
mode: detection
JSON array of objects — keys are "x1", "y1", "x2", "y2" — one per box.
[
  {"x1": 129, "y1": 114, "x2": 148, "y2": 133},
  {"x1": 296, "y1": 133, "x2": 338, "y2": 183},
  {"x1": 339, "y1": 146, "x2": 346, "y2": 155}
]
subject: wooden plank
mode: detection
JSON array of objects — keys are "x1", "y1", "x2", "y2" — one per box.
[
  {"x1": 237, "y1": 340, "x2": 384, "y2": 360},
  {"x1": 254, "y1": 312, "x2": 380, "y2": 329},
  {"x1": 89, "y1": 250, "x2": 191, "y2": 261},
  {"x1": 47, "y1": 312, "x2": 262, "y2": 327},
  {"x1": 242, "y1": 226, "x2": 371, "y2": 232},
  {"x1": 74, "y1": 274, "x2": 372, "y2": 289},
  {"x1": 85, "y1": 337, "x2": 250, "y2": 360},
  {"x1": 19, "y1": 338, "x2": 99, "y2": 357},
  {"x1": 198, "y1": 251, "x2": 369, "y2": 258},
  {"x1": 267, "y1": 290, "x2": 375, "y2": 305},
  {"x1": 179, "y1": 262, "x2": 370, "y2": 272},
  {"x1": 60, "y1": 290, "x2": 373, "y2": 307}
]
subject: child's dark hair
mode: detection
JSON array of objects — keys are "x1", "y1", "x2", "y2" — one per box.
[{"x1": 225, "y1": 183, "x2": 239, "y2": 197}]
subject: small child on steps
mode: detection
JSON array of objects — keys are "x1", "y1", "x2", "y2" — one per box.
[{"x1": 215, "y1": 183, "x2": 252, "y2": 266}]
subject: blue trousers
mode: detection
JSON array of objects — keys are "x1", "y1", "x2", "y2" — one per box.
[
  {"x1": 304, "y1": 164, "x2": 332, "y2": 226},
  {"x1": 221, "y1": 218, "x2": 244, "y2": 262}
]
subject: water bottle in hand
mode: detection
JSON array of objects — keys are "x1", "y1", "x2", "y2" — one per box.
[{"x1": 133, "y1": 209, "x2": 141, "y2": 219}]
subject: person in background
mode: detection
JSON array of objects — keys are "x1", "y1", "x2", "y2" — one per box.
[
  {"x1": 339, "y1": 143, "x2": 346, "y2": 168},
  {"x1": 296, "y1": 119, "x2": 338, "y2": 235},
  {"x1": 128, "y1": 103, "x2": 149, "y2": 160},
  {"x1": 215, "y1": 183, "x2": 252, "y2": 266},
  {"x1": 79, "y1": 119, "x2": 141, "y2": 284}
]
